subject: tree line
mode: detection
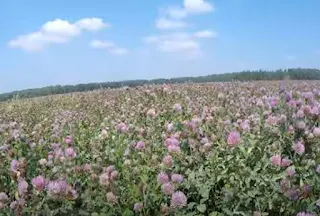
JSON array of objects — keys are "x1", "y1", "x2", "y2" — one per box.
[{"x1": 1, "y1": 68, "x2": 319, "y2": 102}]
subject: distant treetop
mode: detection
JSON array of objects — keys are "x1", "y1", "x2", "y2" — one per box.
[{"x1": 0, "y1": 68, "x2": 319, "y2": 102}]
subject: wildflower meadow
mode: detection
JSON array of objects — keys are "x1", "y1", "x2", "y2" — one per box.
[{"x1": 0, "y1": 80, "x2": 320, "y2": 215}]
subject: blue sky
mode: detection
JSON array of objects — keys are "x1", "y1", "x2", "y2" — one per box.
[{"x1": 0, "y1": 0, "x2": 319, "y2": 93}]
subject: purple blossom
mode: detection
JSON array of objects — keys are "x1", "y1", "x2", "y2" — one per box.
[
  {"x1": 165, "y1": 137, "x2": 179, "y2": 147},
  {"x1": 157, "y1": 172, "x2": 169, "y2": 184},
  {"x1": 293, "y1": 141, "x2": 305, "y2": 155},
  {"x1": 116, "y1": 122, "x2": 128, "y2": 133},
  {"x1": 65, "y1": 135, "x2": 73, "y2": 144},
  {"x1": 10, "y1": 198, "x2": 25, "y2": 209},
  {"x1": 296, "y1": 110, "x2": 305, "y2": 118},
  {"x1": 288, "y1": 99, "x2": 297, "y2": 107},
  {"x1": 161, "y1": 182, "x2": 174, "y2": 195},
  {"x1": 99, "y1": 173, "x2": 110, "y2": 186},
  {"x1": 296, "y1": 121, "x2": 306, "y2": 130},
  {"x1": 287, "y1": 125, "x2": 295, "y2": 134},
  {"x1": 65, "y1": 147, "x2": 77, "y2": 159},
  {"x1": 316, "y1": 165, "x2": 320, "y2": 174},
  {"x1": 185, "y1": 120, "x2": 196, "y2": 129},
  {"x1": 302, "y1": 92, "x2": 314, "y2": 100},
  {"x1": 266, "y1": 115, "x2": 279, "y2": 125},
  {"x1": 302, "y1": 184, "x2": 312, "y2": 194},
  {"x1": 167, "y1": 144, "x2": 181, "y2": 153},
  {"x1": 286, "y1": 166, "x2": 296, "y2": 177},
  {"x1": 32, "y1": 175, "x2": 46, "y2": 191},
  {"x1": 286, "y1": 188, "x2": 299, "y2": 201},
  {"x1": 227, "y1": 131, "x2": 241, "y2": 146},
  {"x1": 313, "y1": 127, "x2": 320, "y2": 137},
  {"x1": 18, "y1": 178, "x2": 29, "y2": 196},
  {"x1": 240, "y1": 120, "x2": 250, "y2": 131},
  {"x1": 10, "y1": 160, "x2": 19, "y2": 173},
  {"x1": 105, "y1": 165, "x2": 115, "y2": 174},
  {"x1": 311, "y1": 106, "x2": 319, "y2": 115},
  {"x1": 271, "y1": 155, "x2": 282, "y2": 166},
  {"x1": 53, "y1": 148, "x2": 64, "y2": 159},
  {"x1": 281, "y1": 158, "x2": 292, "y2": 167},
  {"x1": 303, "y1": 105, "x2": 311, "y2": 114},
  {"x1": 0, "y1": 192, "x2": 9, "y2": 202},
  {"x1": 162, "y1": 155, "x2": 173, "y2": 167},
  {"x1": 10, "y1": 201, "x2": 17, "y2": 209},
  {"x1": 46, "y1": 180, "x2": 68, "y2": 196},
  {"x1": 285, "y1": 91, "x2": 292, "y2": 102},
  {"x1": 135, "y1": 141, "x2": 145, "y2": 150},
  {"x1": 268, "y1": 97, "x2": 278, "y2": 107},
  {"x1": 171, "y1": 174, "x2": 184, "y2": 183},
  {"x1": 170, "y1": 191, "x2": 187, "y2": 208}
]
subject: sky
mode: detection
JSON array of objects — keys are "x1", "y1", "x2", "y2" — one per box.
[{"x1": 0, "y1": 0, "x2": 319, "y2": 93}]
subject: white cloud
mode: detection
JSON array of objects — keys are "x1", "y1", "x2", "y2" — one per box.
[
  {"x1": 146, "y1": 0, "x2": 215, "y2": 57},
  {"x1": 166, "y1": 0, "x2": 213, "y2": 19},
  {"x1": 194, "y1": 30, "x2": 217, "y2": 38},
  {"x1": 183, "y1": 0, "x2": 214, "y2": 14},
  {"x1": 41, "y1": 19, "x2": 80, "y2": 37},
  {"x1": 144, "y1": 32, "x2": 190, "y2": 44},
  {"x1": 8, "y1": 32, "x2": 68, "y2": 52},
  {"x1": 144, "y1": 32, "x2": 200, "y2": 55},
  {"x1": 144, "y1": 30, "x2": 216, "y2": 55},
  {"x1": 166, "y1": 7, "x2": 188, "y2": 19},
  {"x1": 75, "y1": 18, "x2": 108, "y2": 31},
  {"x1": 159, "y1": 39, "x2": 199, "y2": 52},
  {"x1": 90, "y1": 40, "x2": 115, "y2": 49},
  {"x1": 155, "y1": 18, "x2": 187, "y2": 30},
  {"x1": 155, "y1": 0, "x2": 213, "y2": 30},
  {"x1": 90, "y1": 39, "x2": 128, "y2": 55},
  {"x1": 8, "y1": 17, "x2": 108, "y2": 52}
]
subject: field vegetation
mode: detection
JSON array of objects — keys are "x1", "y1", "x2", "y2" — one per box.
[{"x1": 0, "y1": 80, "x2": 320, "y2": 215}]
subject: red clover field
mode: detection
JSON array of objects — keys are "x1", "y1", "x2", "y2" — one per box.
[{"x1": 0, "y1": 81, "x2": 320, "y2": 216}]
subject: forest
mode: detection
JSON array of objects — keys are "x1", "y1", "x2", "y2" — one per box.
[{"x1": 0, "y1": 68, "x2": 319, "y2": 102}]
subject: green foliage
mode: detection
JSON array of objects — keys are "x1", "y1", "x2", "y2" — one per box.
[
  {"x1": 0, "y1": 81, "x2": 319, "y2": 215},
  {"x1": 1, "y1": 68, "x2": 320, "y2": 102}
]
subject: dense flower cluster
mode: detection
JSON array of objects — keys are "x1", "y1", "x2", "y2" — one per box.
[{"x1": 0, "y1": 80, "x2": 320, "y2": 215}]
